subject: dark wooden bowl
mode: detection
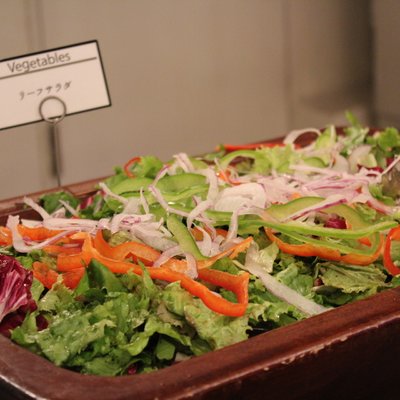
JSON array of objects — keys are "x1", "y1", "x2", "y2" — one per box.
[{"x1": 1, "y1": 130, "x2": 398, "y2": 400}]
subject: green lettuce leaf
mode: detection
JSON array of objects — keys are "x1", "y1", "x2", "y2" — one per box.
[
  {"x1": 40, "y1": 191, "x2": 80, "y2": 215},
  {"x1": 245, "y1": 242, "x2": 279, "y2": 274},
  {"x1": 341, "y1": 111, "x2": 369, "y2": 156},
  {"x1": 184, "y1": 301, "x2": 248, "y2": 350},
  {"x1": 36, "y1": 311, "x2": 115, "y2": 365},
  {"x1": 318, "y1": 262, "x2": 389, "y2": 293},
  {"x1": 376, "y1": 127, "x2": 400, "y2": 152}
]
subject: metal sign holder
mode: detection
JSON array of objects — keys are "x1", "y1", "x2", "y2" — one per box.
[{"x1": 38, "y1": 96, "x2": 67, "y2": 187}]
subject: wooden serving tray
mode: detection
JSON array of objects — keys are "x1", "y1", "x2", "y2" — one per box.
[
  {"x1": 1, "y1": 287, "x2": 399, "y2": 399},
  {"x1": 0, "y1": 135, "x2": 399, "y2": 400}
]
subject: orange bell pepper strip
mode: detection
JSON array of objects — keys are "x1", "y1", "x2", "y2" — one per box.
[
  {"x1": 383, "y1": 226, "x2": 400, "y2": 276},
  {"x1": 93, "y1": 229, "x2": 251, "y2": 271},
  {"x1": 0, "y1": 227, "x2": 12, "y2": 246},
  {"x1": 157, "y1": 237, "x2": 252, "y2": 272},
  {"x1": 62, "y1": 267, "x2": 85, "y2": 289},
  {"x1": 123, "y1": 156, "x2": 141, "y2": 178},
  {"x1": 151, "y1": 267, "x2": 249, "y2": 317},
  {"x1": 339, "y1": 237, "x2": 383, "y2": 265},
  {"x1": 33, "y1": 261, "x2": 59, "y2": 289},
  {"x1": 43, "y1": 244, "x2": 82, "y2": 256},
  {"x1": 93, "y1": 230, "x2": 160, "y2": 265},
  {"x1": 33, "y1": 261, "x2": 84, "y2": 290},
  {"x1": 228, "y1": 237, "x2": 254, "y2": 259},
  {"x1": 198, "y1": 268, "x2": 249, "y2": 305},
  {"x1": 18, "y1": 225, "x2": 63, "y2": 241},
  {"x1": 57, "y1": 233, "x2": 249, "y2": 316},
  {"x1": 197, "y1": 237, "x2": 253, "y2": 269},
  {"x1": 1, "y1": 225, "x2": 70, "y2": 246},
  {"x1": 265, "y1": 228, "x2": 383, "y2": 266}
]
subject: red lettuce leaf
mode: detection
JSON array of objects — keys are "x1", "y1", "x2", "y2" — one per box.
[{"x1": 0, "y1": 255, "x2": 36, "y2": 336}]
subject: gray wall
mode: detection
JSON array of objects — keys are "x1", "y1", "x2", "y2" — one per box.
[
  {"x1": 372, "y1": 0, "x2": 400, "y2": 128},
  {"x1": 0, "y1": 0, "x2": 373, "y2": 199}
]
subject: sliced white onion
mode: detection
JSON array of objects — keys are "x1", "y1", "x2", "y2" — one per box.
[
  {"x1": 113, "y1": 213, "x2": 154, "y2": 233},
  {"x1": 214, "y1": 183, "x2": 267, "y2": 212},
  {"x1": 98, "y1": 182, "x2": 128, "y2": 205},
  {"x1": 140, "y1": 188, "x2": 150, "y2": 214},
  {"x1": 97, "y1": 218, "x2": 110, "y2": 231},
  {"x1": 7, "y1": 215, "x2": 75, "y2": 253},
  {"x1": 20, "y1": 219, "x2": 42, "y2": 228},
  {"x1": 283, "y1": 128, "x2": 321, "y2": 146},
  {"x1": 173, "y1": 153, "x2": 195, "y2": 172},
  {"x1": 153, "y1": 165, "x2": 170, "y2": 186},
  {"x1": 199, "y1": 167, "x2": 219, "y2": 202},
  {"x1": 184, "y1": 252, "x2": 198, "y2": 279},
  {"x1": 59, "y1": 200, "x2": 80, "y2": 218},
  {"x1": 23, "y1": 197, "x2": 50, "y2": 220},
  {"x1": 122, "y1": 197, "x2": 141, "y2": 214},
  {"x1": 332, "y1": 154, "x2": 349, "y2": 173},
  {"x1": 43, "y1": 217, "x2": 98, "y2": 231},
  {"x1": 226, "y1": 206, "x2": 245, "y2": 242},
  {"x1": 131, "y1": 225, "x2": 176, "y2": 251},
  {"x1": 186, "y1": 199, "x2": 212, "y2": 228},
  {"x1": 381, "y1": 155, "x2": 400, "y2": 178},
  {"x1": 110, "y1": 214, "x2": 126, "y2": 234},
  {"x1": 194, "y1": 225, "x2": 213, "y2": 256},
  {"x1": 242, "y1": 259, "x2": 330, "y2": 316},
  {"x1": 290, "y1": 164, "x2": 340, "y2": 176},
  {"x1": 51, "y1": 207, "x2": 67, "y2": 218},
  {"x1": 154, "y1": 245, "x2": 182, "y2": 267},
  {"x1": 259, "y1": 177, "x2": 300, "y2": 204}
]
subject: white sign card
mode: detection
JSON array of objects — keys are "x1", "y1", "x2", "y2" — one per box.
[{"x1": 0, "y1": 40, "x2": 111, "y2": 130}]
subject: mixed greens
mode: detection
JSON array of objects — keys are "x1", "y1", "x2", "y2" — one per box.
[{"x1": 1, "y1": 113, "x2": 400, "y2": 375}]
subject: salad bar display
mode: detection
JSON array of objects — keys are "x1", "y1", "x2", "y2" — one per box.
[{"x1": 1, "y1": 114, "x2": 400, "y2": 399}]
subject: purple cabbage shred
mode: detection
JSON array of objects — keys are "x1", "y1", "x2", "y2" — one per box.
[{"x1": 0, "y1": 255, "x2": 36, "y2": 337}]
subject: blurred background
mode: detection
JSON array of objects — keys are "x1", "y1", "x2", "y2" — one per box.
[{"x1": 0, "y1": 0, "x2": 398, "y2": 199}]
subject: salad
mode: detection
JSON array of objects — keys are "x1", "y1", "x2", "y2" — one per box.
[{"x1": 1, "y1": 113, "x2": 400, "y2": 376}]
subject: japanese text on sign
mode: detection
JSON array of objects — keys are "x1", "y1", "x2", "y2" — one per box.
[
  {"x1": 19, "y1": 81, "x2": 72, "y2": 100},
  {"x1": 0, "y1": 40, "x2": 111, "y2": 130}
]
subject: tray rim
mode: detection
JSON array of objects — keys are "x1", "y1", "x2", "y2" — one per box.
[{"x1": 1, "y1": 286, "x2": 400, "y2": 399}]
